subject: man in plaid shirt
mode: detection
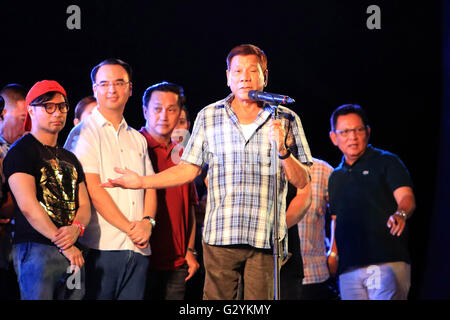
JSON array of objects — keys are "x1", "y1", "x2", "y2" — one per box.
[
  {"x1": 297, "y1": 158, "x2": 337, "y2": 299},
  {"x1": 103, "y1": 44, "x2": 312, "y2": 299}
]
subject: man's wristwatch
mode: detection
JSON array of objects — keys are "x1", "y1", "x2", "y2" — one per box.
[
  {"x1": 142, "y1": 216, "x2": 156, "y2": 228},
  {"x1": 278, "y1": 148, "x2": 291, "y2": 160},
  {"x1": 395, "y1": 210, "x2": 408, "y2": 219},
  {"x1": 187, "y1": 248, "x2": 198, "y2": 256},
  {"x1": 329, "y1": 251, "x2": 339, "y2": 261}
]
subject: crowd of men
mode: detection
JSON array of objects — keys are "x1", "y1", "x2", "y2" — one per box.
[{"x1": 0, "y1": 44, "x2": 415, "y2": 300}]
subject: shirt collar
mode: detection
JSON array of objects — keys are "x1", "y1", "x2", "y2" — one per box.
[
  {"x1": 222, "y1": 93, "x2": 273, "y2": 125},
  {"x1": 341, "y1": 144, "x2": 375, "y2": 168},
  {"x1": 92, "y1": 106, "x2": 129, "y2": 130},
  {"x1": 140, "y1": 127, "x2": 177, "y2": 152}
]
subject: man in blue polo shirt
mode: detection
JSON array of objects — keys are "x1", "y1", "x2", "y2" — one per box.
[{"x1": 327, "y1": 104, "x2": 416, "y2": 300}]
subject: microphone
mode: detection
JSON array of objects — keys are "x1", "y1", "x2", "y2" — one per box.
[{"x1": 248, "y1": 90, "x2": 295, "y2": 105}]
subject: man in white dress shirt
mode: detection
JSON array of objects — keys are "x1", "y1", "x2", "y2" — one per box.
[{"x1": 64, "y1": 58, "x2": 157, "y2": 300}]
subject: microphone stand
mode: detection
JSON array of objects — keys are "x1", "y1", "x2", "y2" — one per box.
[{"x1": 271, "y1": 105, "x2": 282, "y2": 300}]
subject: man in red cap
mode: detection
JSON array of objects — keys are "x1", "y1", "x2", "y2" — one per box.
[{"x1": 2, "y1": 80, "x2": 91, "y2": 300}]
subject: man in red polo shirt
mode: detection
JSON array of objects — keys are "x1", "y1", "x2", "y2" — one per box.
[{"x1": 140, "y1": 82, "x2": 199, "y2": 300}]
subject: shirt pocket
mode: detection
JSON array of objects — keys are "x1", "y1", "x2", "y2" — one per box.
[{"x1": 255, "y1": 145, "x2": 274, "y2": 177}]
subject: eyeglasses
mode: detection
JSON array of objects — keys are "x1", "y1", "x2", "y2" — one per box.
[
  {"x1": 94, "y1": 81, "x2": 130, "y2": 89},
  {"x1": 30, "y1": 102, "x2": 69, "y2": 114},
  {"x1": 334, "y1": 126, "x2": 367, "y2": 138}
]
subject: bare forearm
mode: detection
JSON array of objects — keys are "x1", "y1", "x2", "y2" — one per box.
[
  {"x1": 74, "y1": 206, "x2": 90, "y2": 227},
  {"x1": 142, "y1": 162, "x2": 201, "y2": 189},
  {"x1": 329, "y1": 215, "x2": 337, "y2": 254},
  {"x1": 187, "y1": 205, "x2": 196, "y2": 249},
  {"x1": 397, "y1": 195, "x2": 415, "y2": 218},
  {"x1": 281, "y1": 155, "x2": 310, "y2": 189},
  {"x1": 73, "y1": 182, "x2": 91, "y2": 227},
  {"x1": 327, "y1": 215, "x2": 339, "y2": 275},
  {"x1": 90, "y1": 189, "x2": 131, "y2": 233},
  {"x1": 143, "y1": 188, "x2": 157, "y2": 219},
  {"x1": 394, "y1": 186, "x2": 416, "y2": 219},
  {"x1": 22, "y1": 205, "x2": 59, "y2": 240},
  {"x1": 86, "y1": 173, "x2": 131, "y2": 232},
  {"x1": 285, "y1": 185, "x2": 312, "y2": 228}
]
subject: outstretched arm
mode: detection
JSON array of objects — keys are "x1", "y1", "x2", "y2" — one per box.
[{"x1": 101, "y1": 161, "x2": 202, "y2": 190}]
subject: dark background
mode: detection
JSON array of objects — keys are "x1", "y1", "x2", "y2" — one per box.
[{"x1": 1, "y1": 0, "x2": 447, "y2": 299}]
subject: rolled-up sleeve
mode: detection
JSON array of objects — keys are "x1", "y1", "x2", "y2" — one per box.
[
  {"x1": 284, "y1": 110, "x2": 313, "y2": 166},
  {"x1": 181, "y1": 109, "x2": 208, "y2": 167}
]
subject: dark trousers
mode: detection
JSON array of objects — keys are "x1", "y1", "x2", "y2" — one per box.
[
  {"x1": 280, "y1": 268, "x2": 303, "y2": 300},
  {"x1": 0, "y1": 265, "x2": 20, "y2": 300},
  {"x1": 300, "y1": 278, "x2": 340, "y2": 300},
  {"x1": 146, "y1": 264, "x2": 189, "y2": 300}
]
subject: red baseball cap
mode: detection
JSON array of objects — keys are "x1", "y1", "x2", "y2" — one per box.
[{"x1": 24, "y1": 80, "x2": 67, "y2": 131}]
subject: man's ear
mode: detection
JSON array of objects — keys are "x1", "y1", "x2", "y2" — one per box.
[
  {"x1": 142, "y1": 105, "x2": 149, "y2": 120},
  {"x1": 329, "y1": 131, "x2": 338, "y2": 146},
  {"x1": 226, "y1": 69, "x2": 230, "y2": 87},
  {"x1": 264, "y1": 69, "x2": 269, "y2": 87}
]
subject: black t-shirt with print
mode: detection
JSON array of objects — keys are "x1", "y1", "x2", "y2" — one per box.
[{"x1": 3, "y1": 134, "x2": 85, "y2": 246}]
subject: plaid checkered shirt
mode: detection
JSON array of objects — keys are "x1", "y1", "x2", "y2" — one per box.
[
  {"x1": 297, "y1": 158, "x2": 334, "y2": 284},
  {"x1": 181, "y1": 94, "x2": 312, "y2": 250}
]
